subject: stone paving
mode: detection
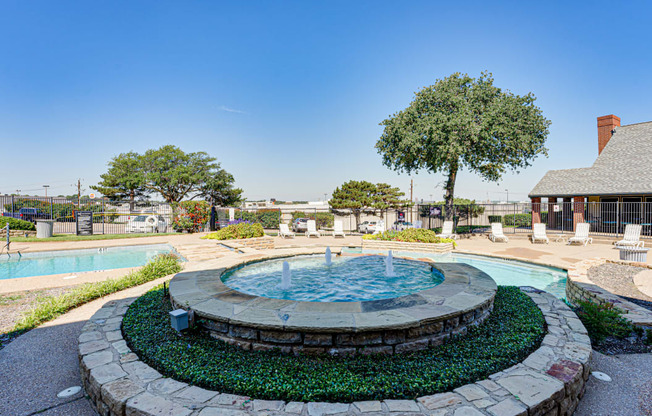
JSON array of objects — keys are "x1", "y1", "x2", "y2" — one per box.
[{"x1": 79, "y1": 286, "x2": 592, "y2": 416}]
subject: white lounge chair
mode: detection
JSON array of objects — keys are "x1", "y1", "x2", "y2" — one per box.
[
  {"x1": 332, "y1": 220, "x2": 345, "y2": 238},
  {"x1": 437, "y1": 221, "x2": 459, "y2": 240},
  {"x1": 489, "y1": 223, "x2": 509, "y2": 242},
  {"x1": 531, "y1": 223, "x2": 549, "y2": 244},
  {"x1": 305, "y1": 220, "x2": 320, "y2": 238},
  {"x1": 279, "y1": 223, "x2": 295, "y2": 239},
  {"x1": 568, "y1": 223, "x2": 592, "y2": 246},
  {"x1": 615, "y1": 224, "x2": 644, "y2": 248}
]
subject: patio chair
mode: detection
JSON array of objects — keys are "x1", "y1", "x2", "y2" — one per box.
[
  {"x1": 305, "y1": 220, "x2": 320, "y2": 238},
  {"x1": 531, "y1": 223, "x2": 549, "y2": 244},
  {"x1": 615, "y1": 224, "x2": 644, "y2": 248},
  {"x1": 489, "y1": 223, "x2": 509, "y2": 242},
  {"x1": 437, "y1": 221, "x2": 459, "y2": 240},
  {"x1": 567, "y1": 223, "x2": 593, "y2": 246},
  {"x1": 332, "y1": 220, "x2": 345, "y2": 238},
  {"x1": 279, "y1": 223, "x2": 295, "y2": 239}
]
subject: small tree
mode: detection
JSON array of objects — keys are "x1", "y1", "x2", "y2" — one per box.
[
  {"x1": 377, "y1": 72, "x2": 550, "y2": 219},
  {"x1": 373, "y1": 183, "x2": 408, "y2": 219},
  {"x1": 329, "y1": 180, "x2": 377, "y2": 230},
  {"x1": 90, "y1": 152, "x2": 147, "y2": 211}
]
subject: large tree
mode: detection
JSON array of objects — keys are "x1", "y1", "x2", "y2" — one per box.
[
  {"x1": 93, "y1": 145, "x2": 243, "y2": 205},
  {"x1": 376, "y1": 72, "x2": 550, "y2": 218},
  {"x1": 90, "y1": 152, "x2": 146, "y2": 210},
  {"x1": 373, "y1": 183, "x2": 408, "y2": 219},
  {"x1": 329, "y1": 180, "x2": 377, "y2": 229}
]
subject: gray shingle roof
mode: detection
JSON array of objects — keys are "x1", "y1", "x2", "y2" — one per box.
[{"x1": 529, "y1": 121, "x2": 652, "y2": 198}]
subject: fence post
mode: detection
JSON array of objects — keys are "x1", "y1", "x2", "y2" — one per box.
[
  {"x1": 11, "y1": 195, "x2": 14, "y2": 215},
  {"x1": 102, "y1": 198, "x2": 106, "y2": 235},
  {"x1": 513, "y1": 203, "x2": 516, "y2": 233}
]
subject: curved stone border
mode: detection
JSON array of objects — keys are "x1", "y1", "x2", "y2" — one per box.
[
  {"x1": 566, "y1": 257, "x2": 652, "y2": 328},
  {"x1": 169, "y1": 249, "x2": 495, "y2": 355},
  {"x1": 362, "y1": 239, "x2": 454, "y2": 253},
  {"x1": 79, "y1": 286, "x2": 591, "y2": 416}
]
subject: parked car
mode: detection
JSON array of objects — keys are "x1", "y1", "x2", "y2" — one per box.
[
  {"x1": 126, "y1": 215, "x2": 167, "y2": 233},
  {"x1": 358, "y1": 221, "x2": 378, "y2": 234},
  {"x1": 292, "y1": 218, "x2": 309, "y2": 233},
  {"x1": 2, "y1": 207, "x2": 51, "y2": 223}
]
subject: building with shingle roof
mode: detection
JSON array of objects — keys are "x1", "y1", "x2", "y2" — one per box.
[{"x1": 528, "y1": 115, "x2": 652, "y2": 233}]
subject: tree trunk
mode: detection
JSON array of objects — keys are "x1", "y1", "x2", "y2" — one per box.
[
  {"x1": 444, "y1": 162, "x2": 458, "y2": 221},
  {"x1": 354, "y1": 211, "x2": 361, "y2": 231},
  {"x1": 129, "y1": 191, "x2": 135, "y2": 212}
]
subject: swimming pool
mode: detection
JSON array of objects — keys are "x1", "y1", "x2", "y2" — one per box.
[
  {"x1": 0, "y1": 244, "x2": 180, "y2": 280},
  {"x1": 342, "y1": 248, "x2": 567, "y2": 298}
]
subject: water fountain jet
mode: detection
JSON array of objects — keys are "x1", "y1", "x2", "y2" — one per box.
[
  {"x1": 325, "y1": 247, "x2": 332, "y2": 266},
  {"x1": 385, "y1": 250, "x2": 395, "y2": 277},
  {"x1": 277, "y1": 261, "x2": 292, "y2": 290}
]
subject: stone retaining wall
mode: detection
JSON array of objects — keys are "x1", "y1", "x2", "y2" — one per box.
[
  {"x1": 362, "y1": 239, "x2": 454, "y2": 253},
  {"x1": 221, "y1": 236, "x2": 275, "y2": 250},
  {"x1": 566, "y1": 257, "x2": 652, "y2": 328},
  {"x1": 0, "y1": 229, "x2": 36, "y2": 237},
  {"x1": 78, "y1": 287, "x2": 591, "y2": 416}
]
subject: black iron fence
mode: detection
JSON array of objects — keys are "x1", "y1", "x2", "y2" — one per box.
[{"x1": 4, "y1": 195, "x2": 650, "y2": 238}]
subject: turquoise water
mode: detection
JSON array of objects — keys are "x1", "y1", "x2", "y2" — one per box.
[
  {"x1": 222, "y1": 254, "x2": 445, "y2": 302},
  {"x1": 0, "y1": 244, "x2": 178, "y2": 280},
  {"x1": 343, "y1": 248, "x2": 568, "y2": 298}
]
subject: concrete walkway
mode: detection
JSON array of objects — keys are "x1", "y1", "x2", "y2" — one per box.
[{"x1": 0, "y1": 275, "x2": 174, "y2": 416}]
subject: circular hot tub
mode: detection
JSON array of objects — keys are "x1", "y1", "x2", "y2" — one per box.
[{"x1": 169, "y1": 249, "x2": 497, "y2": 355}]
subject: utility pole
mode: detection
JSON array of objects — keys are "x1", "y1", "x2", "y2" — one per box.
[
  {"x1": 43, "y1": 185, "x2": 49, "y2": 197},
  {"x1": 410, "y1": 178, "x2": 414, "y2": 222},
  {"x1": 77, "y1": 179, "x2": 82, "y2": 206}
]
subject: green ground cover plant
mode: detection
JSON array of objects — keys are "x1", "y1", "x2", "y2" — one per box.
[
  {"x1": 123, "y1": 286, "x2": 544, "y2": 402},
  {"x1": 9, "y1": 254, "x2": 181, "y2": 337},
  {"x1": 202, "y1": 222, "x2": 264, "y2": 240},
  {"x1": 574, "y1": 300, "x2": 634, "y2": 344},
  {"x1": 0, "y1": 217, "x2": 36, "y2": 231},
  {"x1": 363, "y1": 228, "x2": 455, "y2": 245}
]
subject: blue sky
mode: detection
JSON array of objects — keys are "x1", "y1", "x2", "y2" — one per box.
[{"x1": 1, "y1": 1, "x2": 651, "y2": 202}]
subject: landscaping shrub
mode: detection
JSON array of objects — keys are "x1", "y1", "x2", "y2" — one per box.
[
  {"x1": 290, "y1": 211, "x2": 334, "y2": 228},
  {"x1": 488, "y1": 215, "x2": 502, "y2": 224},
  {"x1": 502, "y1": 213, "x2": 531, "y2": 228},
  {"x1": 202, "y1": 222, "x2": 264, "y2": 240},
  {"x1": 172, "y1": 201, "x2": 210, "y2": 233},
  {"x1": 11, "y1": 254, "x2": 181, "y2": 336},
  {"x1": 0, "y1": 217, "x2": 36, "y2": 231},
  {"x1": 123, "y1": 286, "x2": 544, "y2": 402},
  {"x1": 241, "y1": 209, "x2": 281, "y2": 229},
  {"x1": 574, "y1": 300, "x2": 634, "y2": 344},
  {"x1": 364, "y1": 228, "x2": 455, "y2": 245}
]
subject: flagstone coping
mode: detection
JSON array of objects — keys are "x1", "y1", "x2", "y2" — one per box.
[
  {"x1": 168, "y1": 249, "x2": 496, "y2": 355},
  {"x1": 79, "y1": 285, "x2": 592, "y2": 415},
  {"x1": 566, "y1": 257, "x2": 652, "y2": 327}
]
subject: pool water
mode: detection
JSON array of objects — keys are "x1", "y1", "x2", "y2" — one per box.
[
  {"x1": 222, "y1": 255, "x2": 444, "y2": 302},
  {"x1": 343, "y1": 248, "x2": 568, "y2": 298},
  {"x1": 0, "y1": 244, "x2": 179, "y2": 280}
]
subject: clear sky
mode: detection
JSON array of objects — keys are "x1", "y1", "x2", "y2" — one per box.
[{"x1": 1, "y1": 1, "x2": 651, "y2": 202}]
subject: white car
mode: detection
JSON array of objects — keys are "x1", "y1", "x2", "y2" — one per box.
[
  {"x1": 126, "y1": 215, "x2": 167, "y2": 233},
  {"x1": 358, "y1": 221, "x2": 378, "y2": 234}
]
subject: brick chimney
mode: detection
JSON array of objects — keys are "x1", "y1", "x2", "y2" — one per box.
[{"x1": 597, "y1": 114, "x2": 620, "y2": 155}]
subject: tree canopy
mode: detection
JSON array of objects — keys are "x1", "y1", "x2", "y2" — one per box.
[
  {"x1": 90, "y1": 151, "x2": 147, "y2": 208},
  {"x1": 376, "y1": 71, "x2": 550, "y2": 217},
  {"x1": 93, "y1": 145, "x2": 243, "y2": 206},
  {"x1": 329, "y1": 181, "x2": 410, "y2": 227}
]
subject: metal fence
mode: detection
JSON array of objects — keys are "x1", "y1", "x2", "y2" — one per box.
[
  {"x1": 4, "y1": 195, "x2": 650, "y2": 238},
  {"x1": 0, "y1": 195, "x2": 174, "y2": 234}
]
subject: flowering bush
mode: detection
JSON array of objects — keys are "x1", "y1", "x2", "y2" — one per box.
[
  {"x1": 202, "y1": 222, "x2": 264, "y2": 240},
  {"x1": 172, "y1": 201, "x2": 210, "y2": 233},
  {"x1": 363, "y1": 228, "x2": 455, "y2": 245}
]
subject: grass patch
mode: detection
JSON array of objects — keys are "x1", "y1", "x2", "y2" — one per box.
[
  {"x1": 0, "y1": 294, "x2": 24, "y2": 306},
  {"x1": 9, "y1": 232, "x2": 179, "y2": 242},
  {"x1": 9, "y1": 254, "x2": 182, "y2": 337},
  {"x1": 123, "y1": 286, "x2": 544, "y2": 402}
]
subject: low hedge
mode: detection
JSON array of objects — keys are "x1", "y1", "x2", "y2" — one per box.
[
  {"x1": 502, "y1": 213, "x2": 531, "y2": 228},
  {"x1": 202, "y1": 222, "x2": 264, "y2": 240},
  {"x1": 363, "y1": 228, "x2": 455, "y2": 245},
  {"x1": 123, "y1": 286, "x2": 544, "y2": 402},
  {"x1": 0, "y1": 217, "x2": 36, "y2": 231}
]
